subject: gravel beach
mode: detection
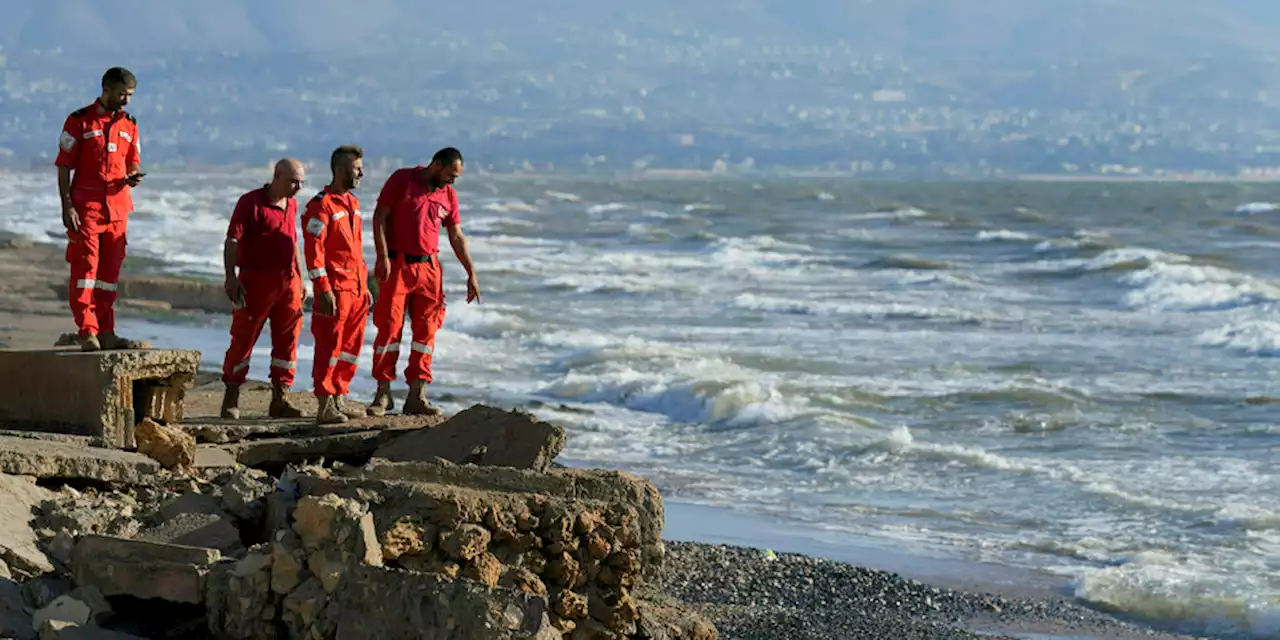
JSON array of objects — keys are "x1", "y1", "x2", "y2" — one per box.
[{"x1": 663, "y1": 541, "x2": 1202, "y2": 640}]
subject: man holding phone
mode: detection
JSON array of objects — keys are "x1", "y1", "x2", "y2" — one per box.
[
  {"x1": 218, "y1": 158, "x2": 308, "y2": 420},
  {"x1": 55, "y1": 66, "x2": 147, "y2": 351}
]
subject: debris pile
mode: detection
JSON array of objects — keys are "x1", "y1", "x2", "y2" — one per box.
[{"x1": 0, "y1": 391, "x2": 717, "y2": 639}]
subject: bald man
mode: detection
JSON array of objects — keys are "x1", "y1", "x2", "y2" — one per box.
[{"x1": 219, "y1": 159, "x2": 308, "y2": 420}]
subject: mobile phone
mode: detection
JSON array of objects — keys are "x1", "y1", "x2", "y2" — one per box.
[{"x1": 131, "y1": 172, "x2": 147, "y2": 179}]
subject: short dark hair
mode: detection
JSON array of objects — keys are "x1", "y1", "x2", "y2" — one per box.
[
  {"x1": 330, "y1": 145, "x2": 364, "y2": 172},
  {"x1": 102, "y1": 67, "x2": 136, "y2": 89},
  {"x1": 431, "y1": 147, "x2": 463, "y2": 167}
]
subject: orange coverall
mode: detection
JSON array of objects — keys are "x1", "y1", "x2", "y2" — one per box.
[
  {"x1": 303, "y1": 187, "x2": 370, "y2": 397},
  {"x1": 54, "y1": 101, "x2": 141, "y2": 337}
]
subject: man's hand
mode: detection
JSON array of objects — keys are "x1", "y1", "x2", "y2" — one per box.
[
  {"x1": 61, "y1": 201, "x2": 80, "y2": 233},
  {"x1": 374, "y1": 255, "x2": 390, "y2": 283},
  {"x1": 316, "y1": 291, "x2": 336, "y2": 317},
  {"x1": 224, "y1": 276, "x2": 245, "y2": 308},
  {"x1": 466, "y1": 273, "x2": 481, "y2": 304},
  {"x1": 125, "y1": 173, "x2": 144, "y2": 187},
  {"x1": 364, "y1": 290, "x2": 373, "y2": 309}
]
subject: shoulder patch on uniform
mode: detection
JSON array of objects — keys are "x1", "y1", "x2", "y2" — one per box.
[
  {"x1": 306, "y1": 217, "x2": 326, "y2": 237},
  {"x1": 58, "y1": 131, "x2": 76, "y2": 152}
]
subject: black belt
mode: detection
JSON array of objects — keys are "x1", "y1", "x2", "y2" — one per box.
[{"x1": 389, "y1": 251, "x2": 432, "y2": 264}]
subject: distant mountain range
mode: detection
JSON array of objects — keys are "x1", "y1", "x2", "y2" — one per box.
[{"x1": 4, "y1": 0, "x2": 1280, "y2": 67}]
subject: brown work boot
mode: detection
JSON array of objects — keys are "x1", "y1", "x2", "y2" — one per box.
[
  {"x1": 220, "y1": 384, "x2": 241, "y2": 420},
  {"x1": 78, "y1": 333, "x2": 101, "y2": 352},
  {"x1": 366, "y1": 382, "x2": 394, "y2": 417},
  {"x1": 100, "y1": 333, "x2": 150, "y2": 350},
  {"x1": 315, "y1": 396, "x2": 349, "y2": 425},
  {"x1": 268, "y1": 383, "x2": 304, "y2": 419},
  {"x1": 336, "y1": 396, "x2": 364, "y2": 420},
  {"x1": 402, "y1": 380, "x2": 443, "y2": 416}
]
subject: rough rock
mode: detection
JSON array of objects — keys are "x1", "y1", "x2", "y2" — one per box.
[
  {"x1": 70, "y1": 536, "x2": 220, "y2": 604},
  {"x1": 31, "y1": 594, "x2": 92, "y2": 631},
  {"x1": 35, "y1": 489, "x2": 146, "y2": 540},
  {"x1": 291, "y1": 494, "x2": 382, "y2": 595},
  {"x1": 214, "y1": 468, "x2": 273, "y2": 522},
  {"x1": 0, "y1": 577, "x2": 34, "y2": 640},
  {"x1": 0, "y1": 474, "x2": 55, "y2": 576},
  {"x1": 22, "y1": 577, "x2": 70, "y2": 611},
  {"x1": 334, "y1": 564, "x2": 562, "y2": 640},
  {"x1": 65, "y1": 587, "x2": 111, "y2": 626},
  {"x1": 134, "y1": 418, "x2": 195, "y2": 473},
  {"x1": 372, "y1": 404, "x2": 566, "y2": 472},
  {"x1": 0, "y1": 437, "x2": 162, "y2": 485}
]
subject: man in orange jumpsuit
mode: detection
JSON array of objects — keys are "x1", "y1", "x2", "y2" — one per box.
[
  {"x1": 55, "y1": 67, "x2": 147, "y2": 351},
  {"x1": 303, "y1": 146, "x2": 371, "y2": 424},
  {"x1": 219, "y1": 158, "x2": 308, "y2": 420},
  {"x1": 367, "y1": 147, "x2": 480, "y2": 416}
]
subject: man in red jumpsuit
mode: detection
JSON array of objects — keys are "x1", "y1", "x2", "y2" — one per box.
[
  {"x1": 55, "y1": 67, "x2": 147, "y2": 351},
  {"x1": 367, "y1": 147, "x2": 480, "y2": 416},
  {"x1": 219, "y1": 158, "x2": 308, "y2": 420},
  {"x1": 303, "y1": 146, "x2": 371, "y2": 424}
]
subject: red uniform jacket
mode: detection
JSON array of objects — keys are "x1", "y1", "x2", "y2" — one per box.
[{"x1": 54, "y1": 101, "x2": 140, "y2": 218}]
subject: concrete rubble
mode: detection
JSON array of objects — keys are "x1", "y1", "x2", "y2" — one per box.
[{"x1": 0, "y1": 350, "x2": 717, "y2": 639}]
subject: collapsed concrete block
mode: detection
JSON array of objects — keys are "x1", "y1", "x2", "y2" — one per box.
[
  {"x1": 0, "y1": 349, "x2": 199, "y2": 448},
  {"x1": 70, "y1": 536, "x2": 220, "y2": 604},
  {"x1": 0, "y1": 437, "x2": 161, "y2": 485},
  {"x1": 372, "y1": 404, "x2": 566, "y2": 472}
]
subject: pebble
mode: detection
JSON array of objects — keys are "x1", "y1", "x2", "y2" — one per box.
[{"x1": 663, "y1": 541, "x2": 1199, "y2": 640}]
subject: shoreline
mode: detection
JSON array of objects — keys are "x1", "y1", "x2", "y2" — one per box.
[
  {"x1": 0, "y1": 238, "x2": 1210, "y2": 639},
  {"x1": 5, "y1": 166, "x2": 1280, "y2": 184}
]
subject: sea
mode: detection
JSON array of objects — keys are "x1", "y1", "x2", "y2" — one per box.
[{"x1": 1, "y1": 171, "x2": 1277, "y2": 638}]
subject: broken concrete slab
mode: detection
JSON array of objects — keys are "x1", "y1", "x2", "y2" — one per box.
[
  {"x1": 0, "y1": 437, "x2": 161, "y2": 485},
  {"x1": 203, "y1": 425, "x2": 430, "y2": 470},
  {"x1": 70, "y1": 536, "x2": 220, "y2": 605},
  {"x1": 181, "y1": 412, "x2": 447, "y2": 445},
  {"x1": 372, "y1": 404, "x2": 566, "y2": 472},
  {"x1": 0, "y1": 349, "x2": 200, "y2": 448},
  {"x1": 0, "y1": 474, "x2": 54, "y2": 576}
]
